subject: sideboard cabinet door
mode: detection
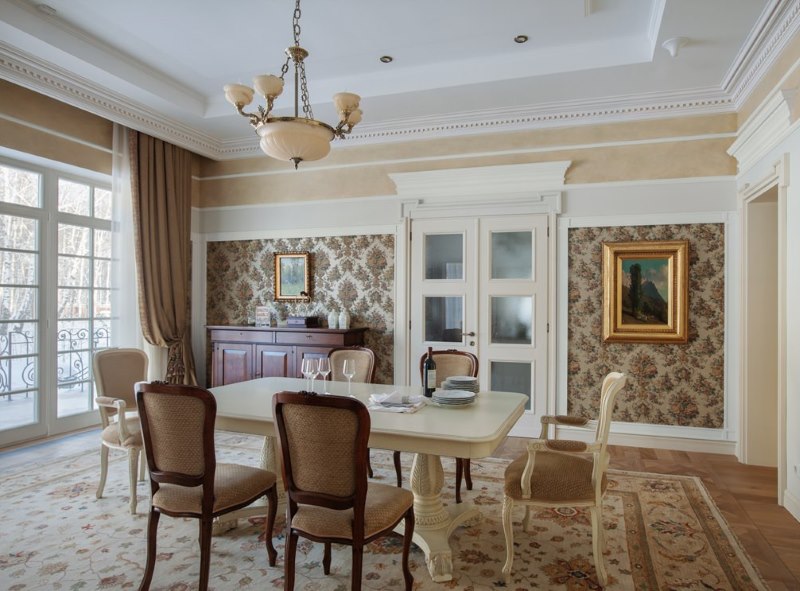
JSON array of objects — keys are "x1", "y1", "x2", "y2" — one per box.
[
  {"x1": 255, "y1": 345, "x2": 294, "y2": 378},
  {"x1": 212, "y1": 343, "x2": 253, "y2": 386}
]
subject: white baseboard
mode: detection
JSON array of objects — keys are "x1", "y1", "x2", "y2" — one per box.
[
  {"x1": 783, "y1": 488, "x2": 800, "y2": 523},
  {"x1": 554, "y1": 424, "x2": 737, "y2": 455}
]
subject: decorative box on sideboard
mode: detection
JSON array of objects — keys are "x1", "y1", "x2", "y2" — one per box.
[{"x1": 208, "y1": 325, "x2": 367, "y2": 387}]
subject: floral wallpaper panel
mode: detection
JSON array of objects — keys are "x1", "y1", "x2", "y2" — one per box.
[
  {"x1": 568, "y1": 223, "x2": 725, "y2": 428},
  {"x1": 206, "y1": 235, "x2": 395, "y2": 384}
]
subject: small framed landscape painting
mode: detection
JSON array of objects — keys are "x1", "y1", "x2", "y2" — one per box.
[
  {"x1": 274, "y1": 251, "x2": 310, "y2": 302},
  {"x1": 602, "y1": 240, "x2": 689, "y2": 343}
]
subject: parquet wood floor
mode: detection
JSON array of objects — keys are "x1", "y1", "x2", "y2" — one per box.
[
  {"x1": 3, "y1": 431, "x2": 798, "y2": 589},
  {"x1": 494, "y1": 437, "x2": 800, "y2": 591}
]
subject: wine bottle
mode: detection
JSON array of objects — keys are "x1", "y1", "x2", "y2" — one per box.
[{"x1": 423, "y1": 346, "x2": 437, "y2": 398}]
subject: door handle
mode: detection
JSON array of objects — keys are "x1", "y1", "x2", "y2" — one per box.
[{"x1": 462, "y1": 331, "x2": 476, "y2": 337}]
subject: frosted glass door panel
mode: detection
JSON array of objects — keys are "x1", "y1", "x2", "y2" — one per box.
[
  {"x1": 425, "y1": 296, "x2": 463, "y2": 342},
  {"x1": 425, "y1": 234, "x2": 463, "y2": 279},
  {"x1": 491, "y1": 361, "x2": 532, "y2": 411},
  {"x1": 491, "y1": 231, "x2": 532, "y2": 279},
  {"x1": 491, "y1": 296, "x2": 532, "y2": 344}
]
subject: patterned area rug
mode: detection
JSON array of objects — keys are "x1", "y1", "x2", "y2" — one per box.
[{"x1": 0, "y1": 432, "x2": 768, "y2": 590}]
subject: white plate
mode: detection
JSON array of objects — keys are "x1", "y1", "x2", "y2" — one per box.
[
  {"x1": 447, "y1": 375, "x2": 477, "y2": 383},
  {"x1": 433, "y1": 390, "x2": 476, "y2": 402}
]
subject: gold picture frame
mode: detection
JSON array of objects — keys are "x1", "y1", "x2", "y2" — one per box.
[
  {"x1": 274, "y1": 251, "x2": 310, "y2": 302},
  {"x1": 602, "y1": 240, "x2": 689, "y2": 343}
]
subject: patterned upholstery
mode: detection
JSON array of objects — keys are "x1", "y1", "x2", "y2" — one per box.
[
  {"x1": 503, "y1": 452, "x2": 607, "y2": 502},
  {"x1": 152, "y1": 463, "x2": 277, "y2": 514},
  {"x1": 136, "y1": 383, "x2": 278, "y2": 591},
  {"x1": 274, "y1": 391, "x2": 414, "y2": 591},
  {"x1": 92, "y1": 348, "x2": 148, "y2": 514},
  {"x1": 292, "y1": 482, "x2": 413, "y2": 539},
  {"x1": 501, "y1": 372, "x2": 627, "y2": 587}
]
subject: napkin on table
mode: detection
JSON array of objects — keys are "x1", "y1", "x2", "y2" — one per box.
[{"x1": 367, "y1": 391, "x2": 426, "y2": 413}]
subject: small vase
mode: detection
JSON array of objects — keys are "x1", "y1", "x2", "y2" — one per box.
[
  {"x1": 338, "y1": 310, "x2": 350, "y2": 329},
  {"x1": 327, "y1": 311, "x2": 338, "y2": 329}
]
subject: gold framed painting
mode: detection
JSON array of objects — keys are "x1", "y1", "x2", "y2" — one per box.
[
  {"x1": 274, "y1": 251, "x2": 310, "y2": 302},
  {"x1": 602, "y1": 240, "x2": 689, "y2": 343}
]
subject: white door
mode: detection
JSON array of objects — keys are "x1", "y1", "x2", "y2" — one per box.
[
  {"x1": 410, "y1": 218, "x2": 478, "y2": 379},
  {"x1": 410, "y1": 215, "x2": 548, "y2": 437}
]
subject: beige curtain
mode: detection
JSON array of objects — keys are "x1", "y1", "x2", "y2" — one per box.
[{"x1": 129, "y1": 130, "x2": 197, "y2": 385}]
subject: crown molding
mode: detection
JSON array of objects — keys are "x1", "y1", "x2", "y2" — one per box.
[
  {"x1": 1, "y1": 0, "x2": 797, "y2": 162},
  {"x1": 726, "y1": 0, "x2": 800, "y2": 109},
  {"x1": 0, "y1": 41, "x2": 222, "y2": 159}
]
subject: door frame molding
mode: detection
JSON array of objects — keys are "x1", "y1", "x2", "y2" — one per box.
[
  {"x1": 391, "y1": 162, "x2": 568, "y2": 406},
  {"x1": 738, "y1": 154, "x2": 788, "y2": 504}
]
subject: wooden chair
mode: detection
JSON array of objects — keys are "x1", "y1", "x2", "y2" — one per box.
[
  {"x1": 136, "y1": 383, "x2": 278, "y2": 591},
  {"x1": 393, "y1": 349, "x2": 478, "y2": 502},
  {"x1": 273, "y1": 390, "x2": 414, "y2": 591},
  {"x1": 328, "y1": 346, "x2": 403, "y2": 486},
  {"x1": 500, "y1": 372, "x2": 627, "y2": 587},
  {"x1": 92, "y1": 347, "x2": 148, "y2": 514}
]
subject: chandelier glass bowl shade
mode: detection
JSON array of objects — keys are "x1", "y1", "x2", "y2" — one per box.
[{"x1": 223, "y1": 0, "x2": 362, "y2": 168}]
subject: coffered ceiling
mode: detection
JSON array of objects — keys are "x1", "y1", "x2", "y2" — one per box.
[{"x1": 0, "y1": 0, "x2": 797, "y2": 160}]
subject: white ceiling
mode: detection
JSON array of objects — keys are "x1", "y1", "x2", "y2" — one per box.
[{"x1": 0, "y1": 0, "x2": 796, "y2": 160}]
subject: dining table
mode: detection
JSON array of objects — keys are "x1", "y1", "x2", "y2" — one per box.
[{"x1": 210, "y1": 376, "x2": 526, "y2": 582}]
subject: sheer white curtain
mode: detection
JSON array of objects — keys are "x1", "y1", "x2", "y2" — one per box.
[{"x1": 111, "y1": 124, "x2": 147, "y2": 357}]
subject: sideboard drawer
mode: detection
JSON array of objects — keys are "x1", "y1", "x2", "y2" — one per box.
[
  {"x1": 278, "y1": 331, "x2": 344, "y2": 346},
  {"x1": 209, "y1": 329, "x2": 275, "y2": 344}
]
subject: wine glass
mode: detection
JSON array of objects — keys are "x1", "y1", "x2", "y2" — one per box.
[
  {"x1": 342, "y1": 359, "x2": 356, "y2": 396},
  {"x1": 301, "y1": 358, "x2": 316, "y2": 391},
  {"x1": 317, "y1": 358, "x2": 331, "y2": 393}
]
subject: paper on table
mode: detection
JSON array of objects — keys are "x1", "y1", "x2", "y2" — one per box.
[{"x1": 367, "y1": 391, "x2": 427, "y2": 413}]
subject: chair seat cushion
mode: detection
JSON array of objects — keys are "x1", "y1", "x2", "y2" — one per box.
[
  {"x1": 152, "y1": 463, "x2": 276, "y2": 515},
  {"x1": 504, "y1": 451, "x2": 607, "y2": 503},
  {"x1": 101, "y1": 422, "x2": 142, "y2": 448},
  {"x1": 291, "y1": 482, "x2": 413, "y2": 540}
]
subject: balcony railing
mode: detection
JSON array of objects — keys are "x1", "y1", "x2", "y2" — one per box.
[{"x1": 0, "y1": 325, "x2": 110, "y2": 400}]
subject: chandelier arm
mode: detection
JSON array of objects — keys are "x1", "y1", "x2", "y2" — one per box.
[{"x1": 236, "y1": 104, "x2": 263, "y2": 127}]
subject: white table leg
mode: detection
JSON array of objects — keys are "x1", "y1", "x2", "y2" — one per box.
[
  {"x1": 406, "y1": 453, "x2": 480, "y2": 582},
  {"x1": 213, "y1": 435, "x2": 285, "y2": 535}
]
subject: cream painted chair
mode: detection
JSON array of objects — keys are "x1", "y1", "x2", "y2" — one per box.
[
  {"x1": 501, "y1": 372, "x2": 627, "y2": 587},
  {"x1": 93, "y1": 347, "x2": 148, "y2": 514}
]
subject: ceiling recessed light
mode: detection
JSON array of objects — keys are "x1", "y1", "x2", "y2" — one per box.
[
  {"x1": 379, "y1": 55, "x2": 393, "y2": 64},
  {"x1": 514, "y1": 35, "x2": 528, "y2": 44}
]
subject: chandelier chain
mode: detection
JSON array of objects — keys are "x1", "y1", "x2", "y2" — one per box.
[{"x1": 293, "y1": 0, "x2": 302, "y2": 47}]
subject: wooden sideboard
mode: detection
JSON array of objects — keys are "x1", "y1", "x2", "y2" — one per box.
[{"x1": 208, "y1": 325, "x2": 367, "y2": 387}]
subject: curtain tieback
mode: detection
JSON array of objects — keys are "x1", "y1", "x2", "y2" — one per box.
[{"x1": 166, "y1": 341, "x2": 187, "y2": 384}]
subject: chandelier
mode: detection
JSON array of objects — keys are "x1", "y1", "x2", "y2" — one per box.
[{"x1": 223, "y1": 0, "x2": 362, "y2": 169}]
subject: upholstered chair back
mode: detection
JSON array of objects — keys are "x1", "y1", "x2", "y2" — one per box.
[
  {"x1": 136, "y1": 383, "x2": 215, "y2": 483},
  {"x1": 594, "y1": 371, "x2": 627, "y2": 468},
  {"x1": 93, "y1": 348, "x2": 148, "y2": 416},
  {"x1": 418, "y1": 349, "x2": 479, "y2": 386},
  {"x1": 328, "y1": 346, "x2": 376, "y2": 383},
  {"x1": 274, "y1": 392, "x2": 370, "y2": 506}
]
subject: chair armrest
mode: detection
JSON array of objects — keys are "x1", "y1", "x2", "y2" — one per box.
[
  {"x1": 539, "y1": 414, "x2": 590, "y2": 439},
  {"x1": 541, "y1": 415, "x2": 589, "y2": 426},
  {"x1": 545, "y1": 439, "x2": 588, "y2": 452},
  {"x1": 95, "y1": 397, "x2": 136, "y2": 444}
]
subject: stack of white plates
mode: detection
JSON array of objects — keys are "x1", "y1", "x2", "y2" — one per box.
[
  {"x1": 432, "y1": 389, "x2": 476, "y2": 407},
  {"x1": 442, "y1": 375, "x2": 479, "y2": 394}
]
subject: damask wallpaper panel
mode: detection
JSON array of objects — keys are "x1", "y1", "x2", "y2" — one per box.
[
  {"x1": 568, "y1": 223, "x2": 725, "y2": 428},
  {"x1": 206, "y1": 235, "x2": 395, "y2": 384}
]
